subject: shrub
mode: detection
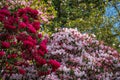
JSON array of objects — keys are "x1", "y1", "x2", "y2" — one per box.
[
  {"x1": 47, "y1": 28, "x2": 120, "y2": 80},
  {"x1": 0, "y1": 7, "x2": 60, "y2": 80}
]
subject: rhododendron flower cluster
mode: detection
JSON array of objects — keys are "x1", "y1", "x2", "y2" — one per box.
[
  {"x1": 47, "y1": 28, "x2": 120, "y2": 80},
  {"x1": 0, "y1": 7, "x2": 60, "y2": 79},
  {"x1": 1, "y1": 0, "x2": 56, "y2": 24}
]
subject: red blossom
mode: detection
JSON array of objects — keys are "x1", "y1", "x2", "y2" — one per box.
[
  {"x1": 0, "y1": 51, "x2": 5, "y2": 57},
  {"x1": 0, "y1": 14, "x2": 5, "y2": 21},
  {"x1": 1, "y1": 41, "x2": 10, "y2": 48},
  {"x1": 0, "y1": 8, "x2": 10, "y2": 16},
  {"x1": 16, "y1": 32, "x2": 28, "y2": 41},
  {"x1": 7, "y1": 54, "x2": 17, "y2": 59},
  {"x1": 22, "y1": 15, "x2": 29, "y2": 23},
  {"x1": 18, "y1": 22, "x2": 26, "y2": 29},
  {"x1": 40, "y1": 44, "x2": 47, "y2": 53},
  {"x1": 6, "y1": 35, "x2": 14, "y2": 40},
  {"x1": 32, "y1": 22, "x2": 40, "y2": 30},
  {"x1": 38, "y1": 33, "x2": 42, "y2": 38},
  {"x1": 38, "y1": 49, "x2": 44, "y2": 56},
  {"x1": 48, "y1": 60, "x2": 60, "y2": 71},
  {"x1": 34, "y1": 56, "x2": 46, "y2": 65},
  {"x1": 11, "y1": 41, "x2": 17, "y2": 45},
  {"x1": 0, "y1": 7, "x2": 60, "y2": 78},
  {"x1": 27, "y1": 36, "x2": 37, "y2": 44},
  {"x1": 25, "y1": 7, "x2": 38, "y2": 18},
  {"x1": 4, "y1": 24, "x2": 16, "y2": 30},
  {"x1": 38, "y1": 70, "x2": 50, "y2": 76},
  {"x1": 18, "y1": 69, "x2": 26, "y2": 75},
  {"x1": 31, "y1": 9, "x2": 38, "y2": 15},
  {"x1": 23, "y1": 40, "x2": 34, "y2": 47},
  {"x1": 27, "y1": 24, "x2": 36, "y2": 33},
  {"x1": 17, "y1": 8, "x2": 26, "y2": 17}
]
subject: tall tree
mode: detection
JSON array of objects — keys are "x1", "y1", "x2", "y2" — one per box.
[{"x1": 50, "y1": 0, "x2": 120, "y2": 52}]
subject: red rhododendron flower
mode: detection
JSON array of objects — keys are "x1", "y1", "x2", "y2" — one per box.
[
  {"x1": 0, "y1": 8, "x2": 10, "y2": 16},
  {"x1": 6, "y1": 35, "x2": 14, "y2": 40},
  {"x1": 0, "y1": 14, "x2": 5, "y2": 21},
  {"x1": 0, "y1": 6, "x2": 60, "y2": 79},
  {"x1": 0, "y1": 51, "x2": 5, "y2": 57},
  {"x1": 0, "y1": 33, "x2": 9, "y2": 40},
  {"x1": 27, "y1": 24, "x2": 36, "y2": 33},
  {"x1": 23, "y1": 40, "x2": 34, "y2": 47},
  {"x1": 17, "y1": 8, "x2": 26, "y2": 17},
  {"x1": 4, "y1": 24, "x2": 16, "y2": 30},
  {"x1": 25, "y1": 7, "x2": 32, "y2": 13},
  {"x1": 7, "y1": 54, "x2": 17, "y2": 59},
  {"x1": 16, "y1": 32, "x2": 28, "y2": 41},
  {"x1": 27, "y1": 36, "x2": 37, "y2": 44},
  {"x1": 38, "y1": 33, "x2": 42, "y2": 38},
  {"x1": 39, "y1": 44, "x2": 47, "y2": 53},
  {"x1": 11, "y1": 41, "x2": 17, "y2": 45},
  {"x1": 22, "y1": 15, "x2": 29, "y2": 23},
  {"x1": 32, "y1": 22, "x2": 40, "y2": 30},
  {"x1": 18, "y1": 69, "x2": 26, "y2": 75},
  {"x1": 25, "y1": 7, "x2": 38, "y2": 17},
  {"x1": 38, "y1": 49, "x2": 44, "y2": 56},
  {"x1": 1, "y1": 41, "x2": 10, "y2": 48},
  {"x1": 41, "y1": 39, "x2": 47, "y2": 45},
  {"x1": 18, "y1": 22, "x2": 26, "y2": 29},
  {"x1": 31, "y1": 9, "x2": 38, "y2": 15},
  {"x1": 34, "y1": 56, "x2": 46, "y2": 65},
  {"x1": 48, "y1": 60, "x2": 60, "y2": 71},
  {"x1": 38, "y1": 70, "x2": 50, "y2": 76}
]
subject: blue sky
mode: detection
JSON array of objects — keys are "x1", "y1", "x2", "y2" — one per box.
[
  {"x1": 105, "y1": 2, "x2": 120, "y2": 27},
  {"x1": 105, "y1": 2, "x2": 120, "y2": 17},
  {"x1": 105, "y1": 6, "x2": 118, "y2": 17},
  {"x1": 105, "y1": 2, "x2": 120, "y2": 41}
]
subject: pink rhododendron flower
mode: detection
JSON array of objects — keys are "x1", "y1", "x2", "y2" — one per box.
[{"x1": 47, "y1": 28, "x2": 120, "y2": 79}]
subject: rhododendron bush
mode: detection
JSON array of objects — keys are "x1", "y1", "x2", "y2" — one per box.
[
  {"x1": 0, "y1": 7, "x2": 60, "y2": 80},
  {"x1": 47, "y1": 28, "x2": 120, "y2": 80}
]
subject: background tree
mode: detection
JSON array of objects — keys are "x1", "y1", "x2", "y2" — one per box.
[{"x1": 50, "y1": 0, "x2": 120, "y2": 52}]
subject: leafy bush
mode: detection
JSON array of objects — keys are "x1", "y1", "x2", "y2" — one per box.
[
  {"x1": 47, "y1": 28, "x2": 120, "y2": 80},
  {"x1": 0, "y1": 7, "x2": 60, "y2": 80}
]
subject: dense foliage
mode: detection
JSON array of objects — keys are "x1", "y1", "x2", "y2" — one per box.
[{"x1": 47, "y1": 28, "x2": 120, "y2": 80}]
